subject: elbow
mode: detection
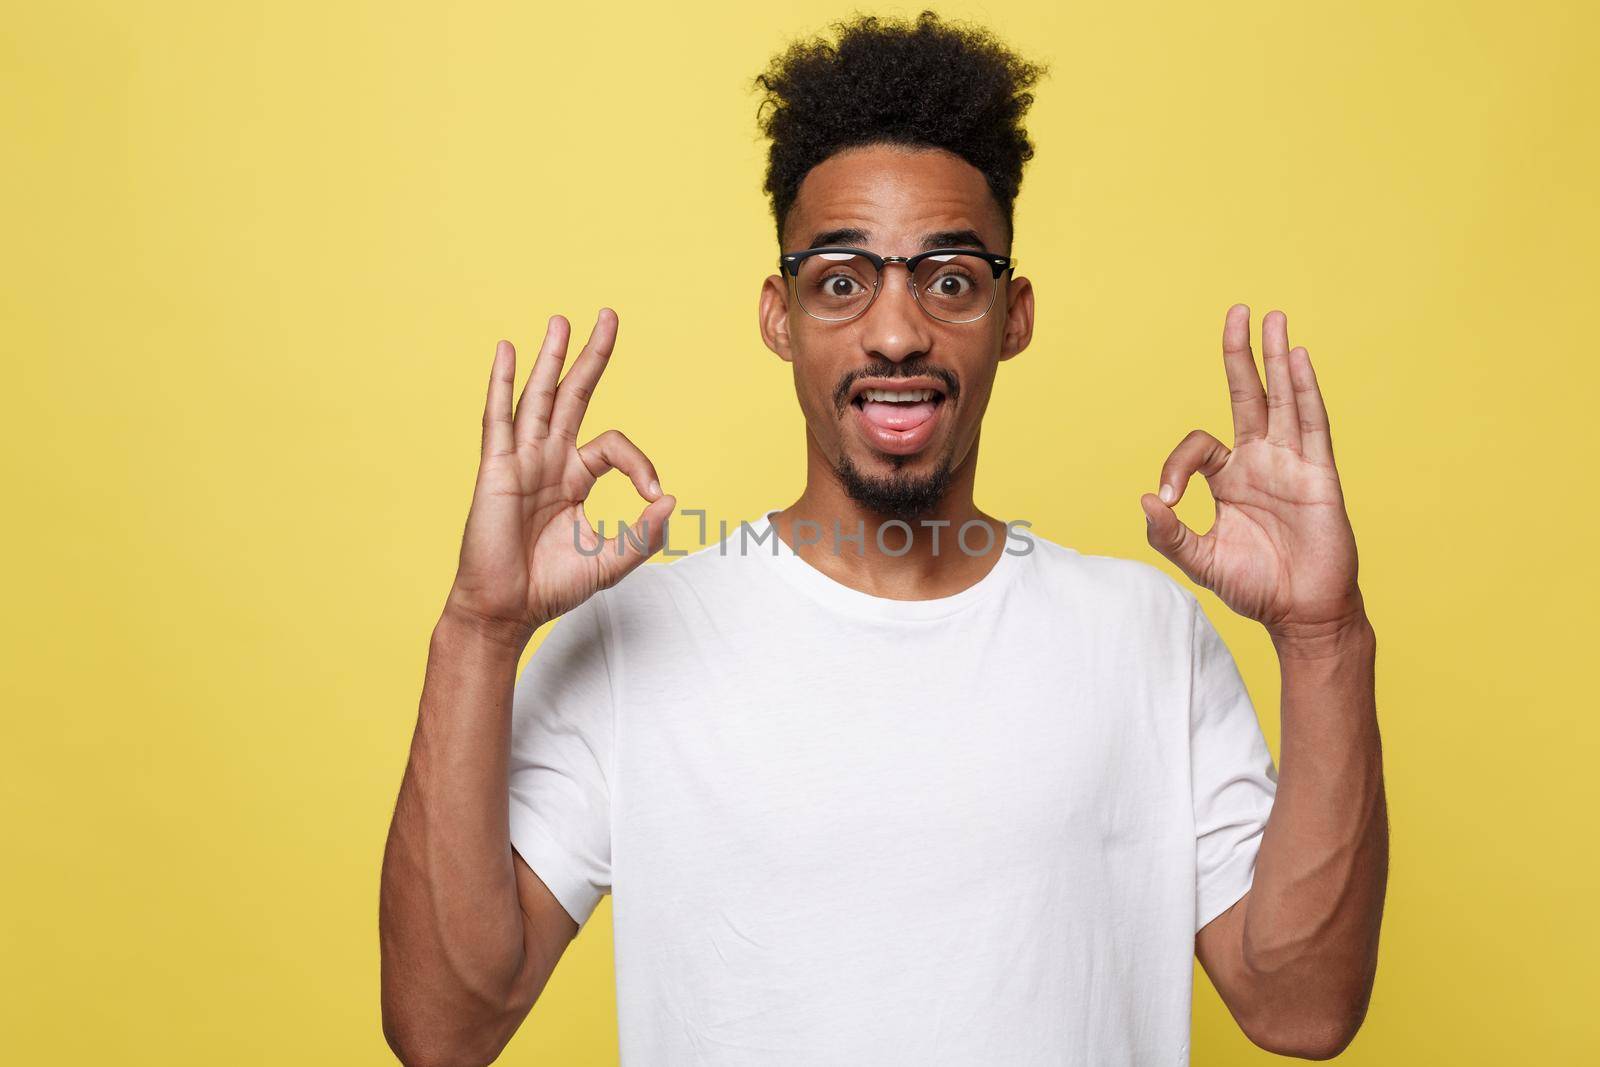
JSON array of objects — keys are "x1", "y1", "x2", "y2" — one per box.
[
  {"x1": 382, "y1": 1030, "x2": 457, "y2": 1067},
  {"x1": 1240, "y1": 1002, "x2": 1368, "y2": 1060},
  {"x1": 1250, "y1": 1029, "x2": 1358, "y2": 1061},
  {"x1": 381, "y1": 993, "x2": 511, "y2": 1067},
  {"x1": 1232, "y1": 918, "x2": 1379, "y2": 1059},
  {"x1": 377, "y1": 920, "x2": 528, "y2": 1066},
  {"x1": 381, "y1": 1019, "x2": 468, "y2": 1067},
  {"x1": 382, "y1": 1027, "x2": 501, "y2": 1067}
]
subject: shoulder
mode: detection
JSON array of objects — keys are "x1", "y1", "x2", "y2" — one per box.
[
  {"x1": 1017, "y1": 530, "x2": 1200, "y2": 639},
  {"x1": 590, "y1": 526, "x2": 774, "y2": 627}
]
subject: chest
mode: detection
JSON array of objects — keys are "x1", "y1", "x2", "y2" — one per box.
[{"x1": 612, "y1": 616, "x2": 1191, "y2": 896}]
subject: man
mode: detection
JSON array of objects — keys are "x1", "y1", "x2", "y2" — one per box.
[{"x1": 379, "y1": 12, "x2": 1387, "y2": 1065}]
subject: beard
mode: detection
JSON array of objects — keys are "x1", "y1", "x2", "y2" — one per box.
[
  {"x1": 827, "y1": 358, "x2": 964, "y2": 522},
  {"x1": 835, "y1": 449, "x2": 955, "y2": 522}
]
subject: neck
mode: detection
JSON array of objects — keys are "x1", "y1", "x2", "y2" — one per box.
[{"x1": 770, "y1": 434, "x2": 1006, "y2": 601}]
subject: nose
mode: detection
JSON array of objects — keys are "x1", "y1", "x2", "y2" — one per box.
[{"x1": 858, "y1": 263, "x2": 933, "y2": 364}]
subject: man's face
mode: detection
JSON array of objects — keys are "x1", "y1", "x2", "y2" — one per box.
[{"x1": 759, "y1": 144, "x2": 1035, "y2": 519}]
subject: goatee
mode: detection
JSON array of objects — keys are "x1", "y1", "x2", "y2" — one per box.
[{"x1": 835, "y1": 451, "x2": 954, "y2": 522}]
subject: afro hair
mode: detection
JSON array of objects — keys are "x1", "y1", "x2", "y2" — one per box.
[{"x1": 754, "y1": 10, "x2": 1046, "y2": 246}]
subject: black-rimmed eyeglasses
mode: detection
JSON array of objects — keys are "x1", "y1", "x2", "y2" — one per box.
[{"x1": 779, "y1": 246, "x2": 1015, "y2": 324}]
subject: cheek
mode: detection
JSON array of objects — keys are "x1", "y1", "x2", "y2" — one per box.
[
  {"x1": 787, "y1": 355, "x2": 845, "y2": 437},
  {"x1": 949, "y1": 359, "x2": 1002, "y2": 429},
  {"x1": 789, "y1": 334, "x2": 855, "y2": 414}
]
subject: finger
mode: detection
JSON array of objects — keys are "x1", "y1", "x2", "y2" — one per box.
[
  {"x1": 1140, "y1": 492, "x2": 1210, "y2": 587},
  {"x1": 1289, "y1": 346, "x2": 1336, "y2": 468},
  {"x1": 482, "y1": 340, "x2": 516, "y2": 458},
  {"x1": 595, "y1": 493, "x2": 677, "y2": 588},
  {"x1": 1156, "y1": 428, "x2": 1231, "y2": 506},
  {"x1": 549, "y1": 308, "x2": 618, "y2": 442},
  {"x1": 577, "y1": 429, "x2": 665, "y2": 502},
  {"x1": 513, "y1": 315, "x2": 571, "y2": 445},
  {"x1": 1261, "y1": 310, "x2": 1300, "y2": 451},
  {"x1": 1222, "y1": 304, "x2": 1267, "y2": 444}
]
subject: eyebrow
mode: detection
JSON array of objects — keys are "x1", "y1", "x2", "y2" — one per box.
[{"x1": 805, "y1": 227, "x2": 991, "y2": 252}]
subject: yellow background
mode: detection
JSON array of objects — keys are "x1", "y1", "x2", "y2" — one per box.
[{"x1": 5, "y1": 1, "x2": 1596, "y2": 1062}]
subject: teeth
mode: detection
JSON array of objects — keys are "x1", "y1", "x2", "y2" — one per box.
[{"x1": 860, "y1": 387, "x2": 937, "y2": 403}]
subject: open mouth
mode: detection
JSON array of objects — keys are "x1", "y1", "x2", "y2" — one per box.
[{"x1": 847, "y1": 380, "x2": 948, "y2": 456}]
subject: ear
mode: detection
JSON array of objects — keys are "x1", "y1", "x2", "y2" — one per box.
[
  {"x1": 998, "y1": 275, "x2": 1034, "y2": 362},
  {"x1": 759, "y1": 274, "x2": 794, "y2": 362}
]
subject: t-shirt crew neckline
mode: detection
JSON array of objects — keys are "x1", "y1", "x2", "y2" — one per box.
[{"x1": 745, "y1": 507, "x2": 1031, "y2": 622}]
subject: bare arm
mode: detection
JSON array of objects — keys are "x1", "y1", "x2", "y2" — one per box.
[
  {"x1": 380, "y1": 311, "x2": 673, "y2": 1066},
  {"x1": 380, "y1": 616, "x2": 578, "y2": 1066},
  {"x1": 1196, "y1": 615, "x2": 1386, "y2": 1059},
  {"x1": 1142, "y1": 306, "x2": 1388, "y2": 1059}
]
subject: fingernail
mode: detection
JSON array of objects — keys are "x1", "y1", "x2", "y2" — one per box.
[
  {"x1": 1159, "y1": 484, "x2": 1175, "y2": 504},
  {"x1": 1144, "y1": 508, "x2": 1152, "y2": 524},
  {"x1": 647, "y1": 480, "x2": 662, "y2": 499}
]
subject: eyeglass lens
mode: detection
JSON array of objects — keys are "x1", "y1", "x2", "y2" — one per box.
[{"x1": 793, "y1": 252, "x2": 999, "y2": 323}]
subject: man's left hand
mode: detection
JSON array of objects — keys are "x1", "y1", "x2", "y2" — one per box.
[{"x1": 1141, "y1": 305, "x2": 1366, "y2": 646}]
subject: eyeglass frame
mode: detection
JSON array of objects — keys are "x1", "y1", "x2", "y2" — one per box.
[{"x1": 777, "y1": 246, "x2": 1017, "y2": 324}]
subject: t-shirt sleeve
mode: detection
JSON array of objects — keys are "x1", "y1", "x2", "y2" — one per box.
[
  {"x1": 507, "y1": 592, "x2": 615, "y2": 931},
  {"x1": 1188, "y1": 594, "x2": 1279, "y2": 933}
]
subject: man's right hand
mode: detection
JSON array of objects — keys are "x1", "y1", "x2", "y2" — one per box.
[{"x1": 443, "y1": 308, "x2": 675, "y2": 649}]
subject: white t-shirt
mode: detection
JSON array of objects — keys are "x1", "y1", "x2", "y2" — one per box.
[{"x1": 508, "y1": 510, "x2": 1278, "y2": 1065}]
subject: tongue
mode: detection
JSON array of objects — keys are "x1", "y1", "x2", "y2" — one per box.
[{"x1": 860, "y1": 399, "x2": 937, "y2": 431}]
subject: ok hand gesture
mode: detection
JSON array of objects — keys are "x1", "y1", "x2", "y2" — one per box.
[
  {"x1": 1140, "y1": 306, "x2": 1365, "y2": 644},
  {"x1": 444, "y1": 309, "x2": 675, "y2": 648}
]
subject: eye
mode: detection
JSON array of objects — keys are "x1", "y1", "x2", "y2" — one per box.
[
  {"x1": 924, "y1": 269, "x2": 975, "y2": 298},
  {"x1": 820, "y1": 273, "x2": 867, "y2": 297}
]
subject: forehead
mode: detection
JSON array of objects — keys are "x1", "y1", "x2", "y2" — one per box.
[{"x1": 783, "y1": 144, "x2": 1007, "y2": 249}]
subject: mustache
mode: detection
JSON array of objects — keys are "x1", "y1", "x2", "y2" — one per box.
[{"x1": 832, "y1": 361, "x2": 961, "y2": 416}]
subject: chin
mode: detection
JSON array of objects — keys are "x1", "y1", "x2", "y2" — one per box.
[{"x1": 835, "y1": 449, "x2": 954, "y2": 522}]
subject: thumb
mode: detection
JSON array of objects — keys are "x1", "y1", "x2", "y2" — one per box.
[
  {"x1": 595, "y1": 494, "x2": 678, "y2": 588},
  {"x1": 1141, "y1": 493, "x2": 1209, "y2": 587}
]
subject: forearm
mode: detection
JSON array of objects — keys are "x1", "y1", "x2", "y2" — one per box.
[
  {"x1": 1231, "y1": 612, "x2": 1388, "y2": 1053},
  {"x1": 379, "y1": 610, "x2": 534, "y2": 1062}
]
